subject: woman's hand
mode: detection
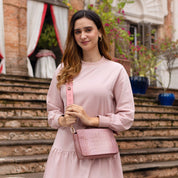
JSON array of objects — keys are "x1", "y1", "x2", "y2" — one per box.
[
  {"x1": 65, "y1": 104, "x2": 99, "y2": 127},
  {"x1": 58, "y1": 114, "x2": 77, "y2": 127}
]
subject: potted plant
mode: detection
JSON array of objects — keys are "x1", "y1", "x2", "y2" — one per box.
[
  {"x1": 129, "y1": 43, "x2": 161, "y2": 94},
  {"x1": 154, "y1": 37, "x2": 178, "y2": 106}
]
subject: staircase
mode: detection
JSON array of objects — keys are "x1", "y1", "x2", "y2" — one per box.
[
  {"x1": 0, "y1": 75, "x2": 53, "y2": 177},
  {"x1": 120, "y1": 95, "x2": 178, "y2": 178},
  {"x1": 0, "y1": 75, "x2": 178, "y2": 178}
]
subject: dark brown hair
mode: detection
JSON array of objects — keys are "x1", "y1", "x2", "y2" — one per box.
[{"x1": 57, "y1": 10, "x2": 111, "y2": 88}]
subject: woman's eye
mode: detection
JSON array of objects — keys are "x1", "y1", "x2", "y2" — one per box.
[
  {"x1": 86, "y1": 28, "x2": 92, "y2": 32},
  {"x1": 74, "y1": 30, "x2": 81, "y2": 34}
]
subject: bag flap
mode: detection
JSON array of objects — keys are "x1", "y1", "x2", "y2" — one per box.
[{"x1": 76, "y1": 129, "x2": 118, "y2": 156}]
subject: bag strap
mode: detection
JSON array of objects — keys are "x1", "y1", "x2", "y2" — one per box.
[
  {"x1": 66, "y1": 81, "x2": 73, "y2": 106},
  {"x1": 66, "y1": 81, "x2": 76, "y2": 133}
]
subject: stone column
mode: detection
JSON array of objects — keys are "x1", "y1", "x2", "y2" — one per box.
[
  {"x1": 3, "y1": 0, "x2": 27, "y2": 76},
  {"x1": 172, "y1": 0, "x2": 178, "y2": 41}
]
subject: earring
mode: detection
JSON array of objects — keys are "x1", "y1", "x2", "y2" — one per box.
[{"x1": 99, "y1": 36, "x2": 102, "y2": 41}]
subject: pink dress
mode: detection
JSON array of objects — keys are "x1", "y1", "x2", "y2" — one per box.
[{"x1": 43, "y1": 57, "x2": 135, "y2": 178}]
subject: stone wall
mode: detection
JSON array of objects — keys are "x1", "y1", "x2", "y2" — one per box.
[
  {"x1": 158, "y1": 0, "x2": 172, "y2": 39},
  {"x1": 3, "y1": 0, "x2": 27, "y2": 76}
]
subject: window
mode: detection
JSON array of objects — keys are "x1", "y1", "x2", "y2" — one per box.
[{"x1": 130, "y1": 22, "x2": 158, "y2": 48}]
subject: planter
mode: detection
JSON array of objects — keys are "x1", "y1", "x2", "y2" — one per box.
[
  {"x1": 130, "y1": 76, "x2": 149, "y2": 94},
  {"x1": 158, "y1": 93, "x2": 175, "y2": 106}
]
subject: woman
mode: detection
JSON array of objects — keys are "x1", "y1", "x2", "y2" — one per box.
[{"x1": 44, "y1": 10, "x2": 135, "y2": 178}]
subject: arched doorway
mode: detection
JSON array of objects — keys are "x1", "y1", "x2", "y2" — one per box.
[{"x1": 27, "y1": 0, "x2": 68, "y2": 78}]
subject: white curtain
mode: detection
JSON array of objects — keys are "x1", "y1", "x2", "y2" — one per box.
[
  {"x1": 0, "y1": 0, "x2": 5, "y2": 74},
  {"x1": 50, "y1": 5, "x2": 68, "y2": 53},
  {"x1": 27, "y1": 0, "x2": 47, "y2": 76}
]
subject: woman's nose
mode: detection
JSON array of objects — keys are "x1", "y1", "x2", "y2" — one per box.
[{"x1": 81, "y1": 31, "x2": 87, "y2": 39}]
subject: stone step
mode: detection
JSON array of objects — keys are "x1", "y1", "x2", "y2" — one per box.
[
  {"x1": 0, "y1": 140, "x2": 53, "y2": 157},
  {"x1": 1, "y1": 165, "x2": 178, "y2": 178},
  {"x1": 0, "y1": 172, "x2": 44, "y2": 178},
  {"x1": 2, "y1": 139, "x2": 177, "y2": 165},
  {"x1": 1, "y1": 115, "x2": 177, "y2": 128},
  {"x1": 0, "y1": 128, "x2": 56, "y2": 140},
  {"x1": 133, "y1": 118, "x2": 178, "y2": 127},
  {"x1": 1, "y1": 135, "x2": 177, "y2": 157},
  {"x1": 119, "y1": 126, "x2": 178, "y2": 137},
  {"x1": 1, "y1": 135, "x2": 177, "y2": 154},
  {"x1": 135, "y1": 104, "x2": 178, "y2": 112},
  {"x1": 0, "y1": 116, "x2": 48, "y2": 128},
  {"x1": 1, "y1": 106, "x2": 178, "y2": 118},
  {"x1": 0, "y1": 91, "x2": 46, "y2": 100},
  {"x1": 120, "y1": 147, "x2": 178, "y2": 164},
  {"x1": 0, "y1": 154, "x2": 46, "y2": 175},
  {"x1": 123, "y1": 160, "x2": 178, "y2": 178},
  {"x1": 1, "y1": 125, "x2": 177, "y2": 140},
  {"x1": 0, "y1": 98, "x2": 46, "y2": 107},
  {"x1": 1, "y1": 116, "x2": 177, "y2": 128},
  {"x1": 1, "y1": 116, "x2": 178, "y2": 128},
  {"x1": 0, "y1": 107, "x2": 47, "y2": 117},
  {"x1": 0, "y1": 74, "x2": 50, "y2": 86},
  {"x1": 1, "y1": 118, "x2": 177, "y2": 129},
  {"x1": 0, "y1": 140, "x2": 178, "y2": 164},
  {"x1": 135, "y1": 111, "x2": 178, "y2": 119},
  {"x1": 0, "y1": 84, "x2": 49, "y2": 93},
  {"x1": 134, "y1": 94, "x2": 157, "y2": 100},
  {"x1": 1, "y1": 98, "x2": 177, "y2": 113},
  {"x1": 117, "y1": 136, "x2": 178, "y2": 150},
  {"x1": 0, "y1": 172, "x2": 43, "y2": 178},
  {"x1": 134, "y1": 97, "x2": 158, "y2": 106},
  {"x1": 0, "y1": 152, "x2": 178, "y2": 176}
]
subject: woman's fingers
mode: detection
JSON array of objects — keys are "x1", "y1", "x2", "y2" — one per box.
[
  {"x1": 66, "y1": 104, "x2": 84, "y2": 115},
  {"x1": 65, "y1": 115, "x2": 76, "y2": 125},
  {"x1": 65, "y1": 110, "x2": 80, "y2": 118},
  {"x1": 59, "y1": 114, "x2": 77, "y2": 127},
  {"x1": 66, "y1": 104, "x2": 82, "y2": 111},
  {"x1": 66, "y1": 104, "x2": 91, "y2": 126},
  {"x1": 65, "y1": 105, "x2": 99, "y2": 127}
]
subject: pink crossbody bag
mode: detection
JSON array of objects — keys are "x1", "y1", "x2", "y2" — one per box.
[{"x1": 66, "y1": 82, "x2": 119, "y2": 159}]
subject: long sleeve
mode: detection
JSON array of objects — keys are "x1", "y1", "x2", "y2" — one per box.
[
  {"x1": 47, "y1": 65, "x2": 64, "y2": 129},
  {"x1": 98, "y1": 67, "x2": 135, "y2": 132}
]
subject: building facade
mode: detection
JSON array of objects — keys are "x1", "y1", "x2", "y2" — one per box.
[{"x1": 0, "y1": 0, "x2": 177, "y2": 88}]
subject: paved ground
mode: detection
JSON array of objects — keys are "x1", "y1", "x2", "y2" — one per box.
[{"x1": 0, "y1": 173, "x2": 43, "y2": 178}]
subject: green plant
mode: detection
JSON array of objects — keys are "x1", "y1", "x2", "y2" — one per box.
[
  {"x1": 129, "y1": 43, "x2": 161, "y2": 78},
  {"x1": 38, "y1": 24, "x2": 58, "y2": 49}
]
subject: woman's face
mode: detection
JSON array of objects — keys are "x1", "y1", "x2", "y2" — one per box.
[{"x1": 74, "y1": 17, "x2": 101, "y2": 53}]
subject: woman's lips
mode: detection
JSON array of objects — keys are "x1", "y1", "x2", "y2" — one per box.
[{"x1": 81, "y1": 41, "x2": 89, "y2": 45}]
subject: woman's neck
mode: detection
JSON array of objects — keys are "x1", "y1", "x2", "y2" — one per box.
[{"x1": 82, "y1": 51, "x2": 102, "y2": 62}]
